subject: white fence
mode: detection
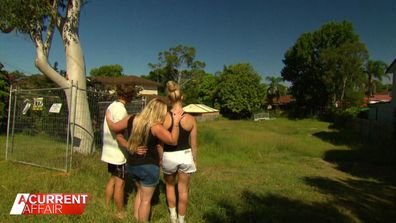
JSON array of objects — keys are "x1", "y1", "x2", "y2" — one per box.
[{"x1": 253, "y1": 112, "x2": 271, "y2": 121}]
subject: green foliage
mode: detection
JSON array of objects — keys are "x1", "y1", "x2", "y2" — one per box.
[
  {"x1": 265, "y1": 76, "x2": 287, "y2": 105},
  {"x1": 217, "y1": 63, "x2": 266, "y2": 119},
  {"x1": 365, "y1": 60, "x2": 388, "y2": 96},
  {"x1": 0, "y1": 64, "x2": 9, "y2": 121},
  {"x1": 183, "y1": 73, "x2": 218, "y2": 106},
  {"x1": 281, "y1": 21, "x2": 367, "y2": 116},
  {"x1": 0, "y1": 0, "x2": 52, "y2": 33},
  {"x1": 89, "y1": 64, "x2": 124, "y2": 77},
  {"x1": 374, "y1": 82, "x2": 392, "y2": 94},
  {"x1": 147, "y1": 45, "x2": 206, "y2": 91},
  {"x1": 320, "y1": 42, "x2": 368, "y2": 108}
]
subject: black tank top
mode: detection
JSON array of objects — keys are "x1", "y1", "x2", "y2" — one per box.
[
  {"x1": 163, "y1": 112, "x2": 191, "y2": 152},
  {"x1": 126, "y1": 115, "x2": 160, "y2": 166}
]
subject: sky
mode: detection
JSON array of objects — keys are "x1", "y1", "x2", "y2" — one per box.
[{"x1": 0, "y1": 0, "x2": 395, "y2": 82}]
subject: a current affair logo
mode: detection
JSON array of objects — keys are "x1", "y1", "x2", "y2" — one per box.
[{"x1": 10, "y1": 193, "x2": 89, "y2": 215}]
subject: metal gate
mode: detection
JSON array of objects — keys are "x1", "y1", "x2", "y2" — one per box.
[
  {"x1": 5, "y1": 86, "x2": 146, "y2": 172},
  {"x1": 6, "y1": 86, "x2": 74, "y2": 172}
]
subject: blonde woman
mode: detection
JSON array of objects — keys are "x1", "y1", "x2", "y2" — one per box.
[
  {"x1": 106, "y1": 98, "x2": 183, "y2": 222},
  {"x1": 161, "y1": 81, "x2": 198, "y2": 223}
]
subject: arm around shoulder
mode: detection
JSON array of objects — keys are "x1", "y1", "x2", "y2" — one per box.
[{"x1": 106, "y1": 111, "x2": 132, "y2": 132}]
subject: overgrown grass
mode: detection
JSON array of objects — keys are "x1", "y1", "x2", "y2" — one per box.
[
  {"x1": 5, "y1": 133, "x2": 69, "y2": 171},
  {"x1": 0, "y1": 118, "x2": 395, "y2": 222}
]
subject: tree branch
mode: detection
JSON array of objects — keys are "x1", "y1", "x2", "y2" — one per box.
[
  {"x1": 44, "y1": 22, "x2": 55, "y2": 57},
  {"x1": 43, "y1": 0, "x2": 59, "y2": 56},
  {"x1": 32, "y1": 24, "x2": 68, "y2": 88},
  {"x1": 0, "y1": 23, "x2": 14, "y2": 33},
  {"x1": 69, "y1": 0, "x2": 81, "y2": 31}
]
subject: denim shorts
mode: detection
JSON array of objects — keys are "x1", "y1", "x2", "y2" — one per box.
[{"x1": 128, "y1": 164, "x2": 159, "y2": 187}]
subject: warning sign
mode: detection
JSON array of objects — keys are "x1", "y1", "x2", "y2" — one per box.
[
  {"x1": 33, "y1": 98, "x2": 44, "y2": 111},
  {"x1": 49, "y1": 103, "x2": 62, "y2": 113}
]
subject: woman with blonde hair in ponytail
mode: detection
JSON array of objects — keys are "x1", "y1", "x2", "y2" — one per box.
[
  {"x1": 161, "y1": 81, "x2": 198, "y2": 223},
  {"x1": 106, "y1": 98, "x2": 183, "y2": 222}
]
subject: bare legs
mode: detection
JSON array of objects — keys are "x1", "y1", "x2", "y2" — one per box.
[
  {"x1": 177, "y1": 173, "x2": 190, "y2": 216},
  {"x1": 105, "y1": 176, "x2": 125, "y2": 216},
  {"x1": 134, "y1": 181, "x2": 156, "y2": 222},
  {"x1": 164, "y1": 172, "x2": 191, "y2": 221},
  {"x1": 164, "y1": 173, "x2": 177, "y2": 209}
]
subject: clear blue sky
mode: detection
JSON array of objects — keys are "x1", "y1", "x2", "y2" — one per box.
[{"x1": 0, "y1": 0, "x2": 395, "y2": 81}]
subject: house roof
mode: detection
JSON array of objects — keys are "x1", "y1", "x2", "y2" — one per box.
[
  {"x1": 90, "y1": 76, "x2": 160, "y2": 87},
  {"x1": 386, "y1": 58, "x2": 396, "y2": 74},
  {"x1": 365, "y1": 93, "x2": 392, "y2": 104},
  {"x1": 272, "y1": 95, "x2": 296, "y2": 105},
  {"x1": 183, "y1": 104, "x2": 219, "y2": 113}
]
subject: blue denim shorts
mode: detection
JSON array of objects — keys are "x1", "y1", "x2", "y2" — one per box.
[{"x1": 127, "y1": 164, "x2": 159, "y2": 187}]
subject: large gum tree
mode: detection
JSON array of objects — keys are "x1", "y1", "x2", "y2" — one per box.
[{"x1": 1, "y1": 0, "x2": 94, "y2": 154}]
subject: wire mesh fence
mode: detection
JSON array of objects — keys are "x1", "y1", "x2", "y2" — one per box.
[
  {"x1": 85, "y1": 89, "x2": 145, "y2": 150},
  {"x1": 6, "y1": 87, "x2": 73, "y2": 172},
  {"x1": 5, "y1": 86, "x2": 145, "y2": 172}
]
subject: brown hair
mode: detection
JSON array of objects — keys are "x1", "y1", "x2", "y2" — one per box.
[{"x1": 116, "y1": 84, "x2": 136, "y2": 102}]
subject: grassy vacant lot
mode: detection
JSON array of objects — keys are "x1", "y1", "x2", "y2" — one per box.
[{"x1": 0, "y1": 118, "x2": 395, "y2": 222}]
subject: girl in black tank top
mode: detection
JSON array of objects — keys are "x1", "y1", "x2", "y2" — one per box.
[
  {"x1": 163, "y1": 80, "x2": 198, "y2": 223},
  {"x1": 126, "y1": 115, "x2": 160, "y2": 166},
  {"x1": 163, "y1": 112, "x2": 191, "y2": 152}
]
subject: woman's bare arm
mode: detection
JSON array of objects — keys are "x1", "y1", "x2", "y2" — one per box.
[
  {"x1": 105, "y1": 110, "x2": 131, "y2": 132},
  {"x1": 190, "y1": 116, "x2": 198, "y2": 163},
  {"x1": 152, "y1": 111, "x2": 183, "y2": 145}
]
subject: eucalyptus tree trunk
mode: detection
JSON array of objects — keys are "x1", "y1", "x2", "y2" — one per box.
[{"x1": 34, "y1": 0, "x2": 94, "y2": 154}]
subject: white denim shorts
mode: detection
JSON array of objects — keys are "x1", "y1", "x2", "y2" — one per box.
[{"x1": 162, "y1": 148, "x2": 196, "y2": 175}]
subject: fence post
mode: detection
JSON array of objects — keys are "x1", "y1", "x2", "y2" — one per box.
[
  {"x1": 10, "y1": 88, "x2": 18, "y2": 157},
  {"x1": 70, "y1": 81, "x2": 78, "y2": 171},
  {"x1": 5, "y1": 85, "x2": 13, "y2": 160},
  {"x1": 65, "y1": 84, "x2": 72, "y2": 172}
]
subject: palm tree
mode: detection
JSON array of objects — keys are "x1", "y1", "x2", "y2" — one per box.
[
  {"x1": 265, "y1": 76, "x2": 286, "y2": 108},
  {"x1": 365, "y1": 60, "x2": 389, "y2": 97}
]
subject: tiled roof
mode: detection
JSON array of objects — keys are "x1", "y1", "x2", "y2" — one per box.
[
  {"x1": 272, "y1": 95, "x2": 296, "y2": 105},
  {"x1": 367, "y1": 93, "x2": 392, "y2": 104}
]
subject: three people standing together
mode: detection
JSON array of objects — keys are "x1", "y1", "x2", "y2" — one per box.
[{"x1": 102, "y1": 81, "x2": 197, "y2": 223}]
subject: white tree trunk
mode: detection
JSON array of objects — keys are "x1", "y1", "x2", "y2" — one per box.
[
  {"x1": 65, "y1": 41, "x2": 94, "y2": 155},
  {"x1": 34, "y1": 0, "x2": 94, "y2": 154},
  {"x1": 35, "y1": 42, "x2": 94, "y2": 154}
]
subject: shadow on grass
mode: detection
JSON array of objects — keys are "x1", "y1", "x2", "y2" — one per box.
[
  {"x1": 203, "y1": 190, "x2": 352, "y2": 223},
  {"x1": 313, "y1": 130, "x2": 396, "y2": 185},
  {"x1": 305, "y1": 176, "x2": 396, "y2": 223}
]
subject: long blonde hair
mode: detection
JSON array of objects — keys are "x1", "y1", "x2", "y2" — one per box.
[{"x1": 128, "y1": 98, "x2": 168, "y2": 152}]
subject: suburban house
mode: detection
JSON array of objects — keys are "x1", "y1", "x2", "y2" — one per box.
[
  {"x1": 368, "y1": 59, "x2": 396, "y2": 124},
  {"x1": 88, "y1": 75, "x2": 160, "y2": 98},
  {"x1": 365, "y1": 93, "x2": 392, "y2": 105},
  {"x1": 183, "y1": 104, "x2": 220, "y2": 121},
  {"x1": 270, "y1": 95, "x2": 296, "y2": 110}
]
